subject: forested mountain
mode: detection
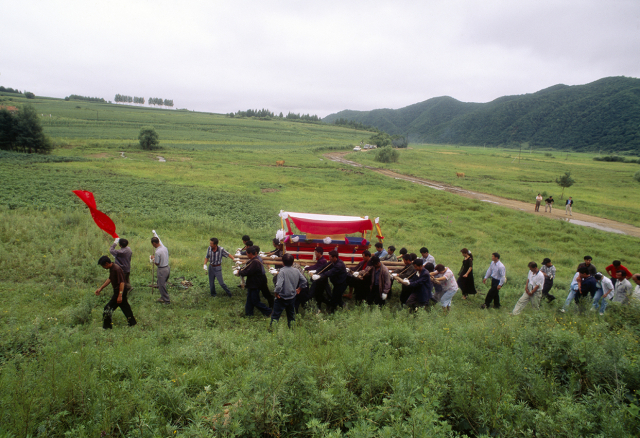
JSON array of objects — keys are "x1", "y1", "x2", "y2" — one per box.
[{"x1": 324, "y1": 77, "x2": 640, "y2": 152}]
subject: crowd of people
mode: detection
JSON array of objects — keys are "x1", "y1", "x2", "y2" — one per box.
[{"x1": 95, "y1": 232, "x2": 640, "y2": 329}]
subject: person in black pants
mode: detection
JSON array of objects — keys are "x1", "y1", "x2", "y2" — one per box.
[
  {"x1": 238, "y1": 246, "x2": 272, "y2": 317},
  {"x1": 95, "y1": 256, "x2": 136, "y2": 329},
  {"x1": 314, "y1": 250, "x2": 348, "y2": 313},
  {"x1": 481, "y1": 253, "x2": 506, "y2": 309},
  {"x1": 540, "y1": 258, "x2": 556, "y2": 302}
]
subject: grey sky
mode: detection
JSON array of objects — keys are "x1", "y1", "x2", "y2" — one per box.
[{"x1": 2, "y1": 0, "x2": 639, "y2": 117}]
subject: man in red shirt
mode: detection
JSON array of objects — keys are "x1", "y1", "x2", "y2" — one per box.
[{"x1": 605, "y1": 260, "x2": 632, "y2": 287}]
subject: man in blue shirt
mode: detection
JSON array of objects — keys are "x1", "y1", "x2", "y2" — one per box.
[
  {"x1": 373, "y1": 242, "x2": 388, "y2": 259},
  {"x1": 271, "y1": 253, "x2": 307, "y2": 328}
]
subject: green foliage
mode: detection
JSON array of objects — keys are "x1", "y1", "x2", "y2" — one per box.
[
  {"x1": 392, "y1": 134, "x2": 408, "y2": 148},
  {"x1": 324, "y1": 76, "x2": 640, "y2": 153},
  {"x1": 64, "y1": 94, "x2": 106, "y2": 103},
  {"x1": 0, "y1": 105, "x2": 53, "y2": 153},
  {"x1": 634, "y1": 171, "x2": 640, "y2": 183},
  {"x1": 332, "y1": 117, "x2": 378, "y2": 132},
  {"x1": 24, "y1": 92, "x2": 35, "y2": 99},
  {"x1": 0, "y1": 86, "x2": 22, "y2": 94},
  {"x1": 556, "y1": 171, "x2": 575, "y2": 199},
  {"x1": 138, "y1": 126, "x2": 159, "y2": 150},
  {"x1": 375, "y1": 146, "x2": 399, "y2": 163},
  {"x1": 594, "y1": 155, "x2": 640, "y2": 163},
  {"x1": 368, "y1": 132, "x2": 392, "y2": 147}
]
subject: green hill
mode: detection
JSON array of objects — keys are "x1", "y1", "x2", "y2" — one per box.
[{"x1": 324, "y1": 77, "x2": 640, "y2": 152}]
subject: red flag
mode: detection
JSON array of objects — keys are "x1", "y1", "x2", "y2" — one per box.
[{"x1": 72, "y1": 190, "x2": 119, "y2": 238}]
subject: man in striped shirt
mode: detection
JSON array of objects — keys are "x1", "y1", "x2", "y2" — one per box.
[
  {"x1": 204, "y1": 238, "x2": 236, "y2": 297},
  {"x1": 481, "y1": 252, "x2": 506, "y2": 309}
]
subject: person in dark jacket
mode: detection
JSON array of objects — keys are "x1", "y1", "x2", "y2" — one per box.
[
  {"x1": 314, "y1": 250, "x2": 348, "y2": 312},
  {"x1": 349, "y1": 250, "x2": 372, "y2": 304},
  {"x1": 368, "y1": 255, "x2": 392, "y2": 305},
  {"x1": 399, "y1": 259, "x2": 432, "y2": 311},
  {"x1": 237, "y1": 246, "x2": 272, "y2": 317},
  {"x1": 393, "y1": 254, "x2": 416, "y2": 306},
  {"x1": 95, "y1": 256, "x2": 136, "y2": 329},
  {"x1": 305, "y1": 247, "x2": 332, "y2": 311}
]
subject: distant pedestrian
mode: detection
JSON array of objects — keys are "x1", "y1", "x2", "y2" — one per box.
[
  {"x1": 540, "y1": 258, "x2": 556, "y2": 302},
  {"x1": 535, "y1": 193, "x2": 542, "y2": 212},
  {"x1": 565, "y1": 197, "x2": 573, "y2": 215},
  {"x1": 110, "y1": 237, "x2": 132, "y2": 290},
  {"x1": 592, "y1": 273, "x2": 614, "y2": 315},
  {"x1": 544, "y1": 196, "x2": 554, "y2": 213},
  {"x1": 203, "y1": 237, "x2": 235, "y2": 298},
  {"x1": 151, "y1": 231, "x2": 170, "y2": 304},
  {"x1": 95, "y1": 256, "x2": 136, "y2": 329},
  {"x1": 482, "y1": 253, "x2": 506, "y2": 309},
  {"x1": 271, "y1": 253, "x2": 307, "y2": 328},
  {"x1": 512, "y1": 262, "x2": 544, "y2": 315}
]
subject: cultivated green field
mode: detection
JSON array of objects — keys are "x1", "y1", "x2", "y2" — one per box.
[{"x1": 1, "y1": 95, "x2": 640, "y2": 437}]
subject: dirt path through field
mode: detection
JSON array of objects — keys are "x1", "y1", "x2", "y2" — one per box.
[{"x1": 325, "y1": 151, "x2": 640, "y2": 238}]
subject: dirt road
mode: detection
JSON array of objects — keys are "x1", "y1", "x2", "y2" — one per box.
[{"x1": 325, "y1": 151, "x2": 640, "y2": 238}]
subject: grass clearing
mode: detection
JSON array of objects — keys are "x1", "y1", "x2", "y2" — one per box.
[{"x1": 1, "y1": 97, "x2": 640, "y2": 436}]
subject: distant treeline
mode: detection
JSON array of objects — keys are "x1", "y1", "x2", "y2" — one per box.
[
  {"x1": 228, "y1": 109, "x2": 321, "y2": 122},
  {"x1": 115, "y1": 94, "x2": 145, "y2": 105},
  {"x1": 0, "y1": 87, "x2": 35, "y2": 99},
  {"x1": 323, "y1": 76, "x2": 640, "y2": 153},
  {"x1": 593, "y1": 155, "x2": 640, "y2": 164},
  {"x1": 0, "y1": 86, "x2": 23, "y2": 94},
  {"x1": 65, "y1": 95, "x2": 106, "y2": 103},
  {"x1": 333, "y1": 118, "x2": 379, "y2": 133},
  {"x1": 149, "y1": 98, "x2": 174, "y2": 107}
]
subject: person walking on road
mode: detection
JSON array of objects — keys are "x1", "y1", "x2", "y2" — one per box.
[
  {"x1": 565, "y1": 197, "x2": 573, "y2": 215},
  {"x1": 544, "y1": 196, "x2": 554, "y2": 213},
  {"x1": 535, "y1": 194, "x2": 542, "y2": 212}
]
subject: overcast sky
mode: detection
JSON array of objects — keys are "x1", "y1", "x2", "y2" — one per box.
[{"x1": 2, "y1": 0, "x2": 639, "y2": 117}]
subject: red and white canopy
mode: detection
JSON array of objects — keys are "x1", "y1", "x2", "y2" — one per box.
[{"x1": 281, "y1": 211, "x2": 373, "y2": 236}]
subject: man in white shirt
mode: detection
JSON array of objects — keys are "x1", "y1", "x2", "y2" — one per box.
[
  {"x1": 592, "y1": 273, "x2": 614, "y2": 315},
  {"x1": 482, "y1": 252, "x2": 506, "y2": 309},
  {"x1": 512, "y1": 262, "x2": 544, "y2": 315},
  {"x1": 612, "y1": 271, "x2": 633, "y2": 304},
  {"x1": 151, "y1": 230, "x2": 170, "y2": 304}
]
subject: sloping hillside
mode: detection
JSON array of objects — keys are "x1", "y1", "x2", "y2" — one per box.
[{"x1": 324, "y1": 77, "x2": 640, "y2": 152}]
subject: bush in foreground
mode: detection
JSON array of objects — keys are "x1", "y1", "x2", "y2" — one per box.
[{"x1": 139, "y1": 126, "x2": 160, "y2": 150}]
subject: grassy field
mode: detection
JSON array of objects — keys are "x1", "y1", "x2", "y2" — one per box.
[
  {"x1": 347, "y1": 145, "x2": 640, "y2": 227},
  {"x1": 1, "y1": 95, "x2": 640, "y2": 437}
]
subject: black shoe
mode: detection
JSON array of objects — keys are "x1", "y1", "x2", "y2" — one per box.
[
  {"x1": 480, "y1": 304, "x2": 487, "y2": 309},
  {"x1": 211, "y1": 294, "x2": 217, "y2": 297}
]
